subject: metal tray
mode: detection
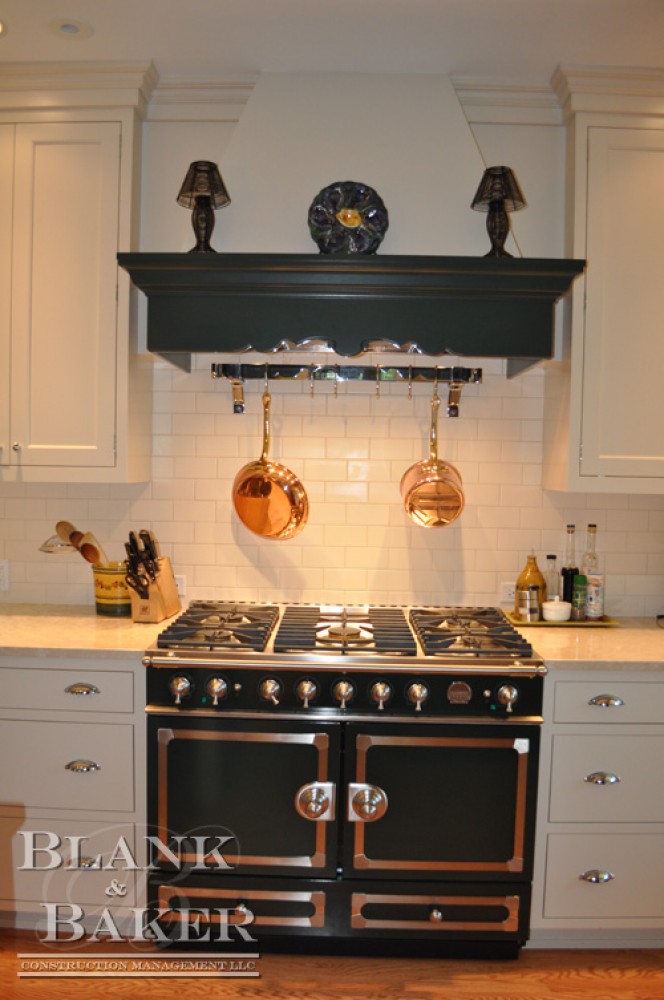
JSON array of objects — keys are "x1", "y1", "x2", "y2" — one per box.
[{"x1": 506, "y1": 612, "x2": 619, "y2": 628}]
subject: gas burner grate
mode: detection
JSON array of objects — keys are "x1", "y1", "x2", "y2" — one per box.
[
  {"x1": 409, "y1": 606, "x2": 532, "y2": 659},
  {"x1": 274, "y1": 605, "x2": 417, "y2": 656},
  {"x1": 157, "y1": 602, "x2": 280, "y2": 652}
]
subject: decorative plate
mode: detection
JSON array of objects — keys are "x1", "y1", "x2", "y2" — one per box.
[{"x1": 307, "y1": 180, "x2": 389, "y2": 254}]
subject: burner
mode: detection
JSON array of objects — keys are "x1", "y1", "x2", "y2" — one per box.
[
  {"x1": 157, "y1": 602, "x2": 280, "y2": 653},
  {"x1": 409, "y1": 607, "x2": 532, "y2": 659},
  {"x1": 316, "y1": 620, "x2": 375, "y2": 648}
]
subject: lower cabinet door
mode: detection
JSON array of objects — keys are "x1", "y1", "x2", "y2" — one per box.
[
  {"x1": 0, "y1": 817, "x2": 136, "y2": 906},
  {"x1": 544, "y1": 833, "x2": 664, "y2": 918}
]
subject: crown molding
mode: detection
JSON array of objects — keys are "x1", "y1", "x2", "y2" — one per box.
[
  {"x1": 552, "y1": 65, "x2": 664, "y2": 119},
  {"x1": 452, "y1": 76, "x2": 562, "y2": 125},
  {"x1": 0, "y1": 61, "x2": 159, "y2": 115},
  {"x1": 146, "y1": 77, "x2": 256, "y2": 121}
]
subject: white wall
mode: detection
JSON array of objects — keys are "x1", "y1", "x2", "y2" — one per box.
[{"x1": 0, "y1": 104, "x2": 662, "y2": 615}]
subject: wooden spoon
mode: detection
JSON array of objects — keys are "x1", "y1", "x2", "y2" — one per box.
[
  {"x1": 55, "y1": 520, "x2": 79, "y2": 543},
  {"x1": 78, "y1": 531, "x2": 109, "y2": 567},
  {"x1": 80, "y1": 542, "x2": 103, "y2": 565}
]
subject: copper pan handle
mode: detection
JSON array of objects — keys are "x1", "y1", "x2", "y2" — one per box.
[
  {"x1": 429, "y1": 390, "x2": 440, "y2": 463},
  {"x1": 261, "y1": 390, "x2": 271, "y2": 462}
]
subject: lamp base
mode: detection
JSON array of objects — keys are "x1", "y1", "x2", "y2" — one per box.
[
  {"x1": 485, "y1": 201, "x2": 512, "y2": 257},
  {"x1": 188, "y1": 195, "x2": 217, "y2": 253}
]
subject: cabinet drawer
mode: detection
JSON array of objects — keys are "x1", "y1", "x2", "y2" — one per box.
[
  {"x1": 0, "y1": 817, "x2": 136, "y2": 906},
  {"x1": 550, "y1": 734, "x2": 664, "y2": 822},
  {"x1": 0, "y1": 667, "x2": 133, "y2": 713},
  {"x1": 553, "y1": 681, "x2": 664, "y2": 724},
  {"x1": 0, "y1": 720, "x2": 133, "y2": 812},
  {"x1": 544, "y1": 833, "x2": 664, "y2": 918}
]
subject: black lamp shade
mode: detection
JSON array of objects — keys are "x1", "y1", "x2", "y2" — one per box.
[
  {"x1": 177, "y1": 161, "x2": 230, "y2": 209},
  {"x1": 471, "y1": 166, "x2": 526, "y2": 213}
]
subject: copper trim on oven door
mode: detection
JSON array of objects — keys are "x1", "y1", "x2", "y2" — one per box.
[
  {"x1": 158, "y1": 885, "x2": 325, "y2": 928},
  {"x1": 157, "y1": 728, "x2": 333, "y2": 869},
  {"x1": 351, "y1": 892, "x2": 520, "y2": 933},
  {"x1": 351, "y1": 733, "x2": 530, "y2": 873}
]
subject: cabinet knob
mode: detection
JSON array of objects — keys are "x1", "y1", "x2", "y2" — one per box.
[
  {"x1": 588, "y1": 693, "x2": 624, "y2": 708},
  {"x1": 579, "y1": 869, "x2": 615, "y2": 884},
  {"x1": 584, "y1": 771, "x2": 621, "y2": 786},
  {"x1": 65, "y1": 759, "x2": 101, "y2": 774},
  {"x1": 11, "y1": 442, "x2": 20, "y2": 451},
  {"x1": 429, "y1": 907, "x2": 444, "y2": 922}
]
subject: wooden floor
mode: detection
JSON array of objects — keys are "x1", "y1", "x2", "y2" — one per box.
[{"x1": 2, "y1": 931, "x2": 663, "y2": 1000}]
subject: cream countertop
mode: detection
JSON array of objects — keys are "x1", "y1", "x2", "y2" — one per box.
[
  {"x1": 0, "y1": 604, "x2": 662, "y2": 667},
  {"x1": 0, "y1": 604, "x2": 169, "y2": 658}
]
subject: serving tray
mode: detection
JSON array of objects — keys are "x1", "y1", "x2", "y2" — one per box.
[{"x1": 506, "y1": 612, "x2": 619, "y2": 628}]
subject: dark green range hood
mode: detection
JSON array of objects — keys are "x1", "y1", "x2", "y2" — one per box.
[{"x1": 117, "y1": 252, "x2": 585, "y2": 375}]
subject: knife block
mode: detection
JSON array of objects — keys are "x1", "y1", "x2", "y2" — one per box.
[{"x1": 129, "y1": 556, "x2": 182, "y2": 623}]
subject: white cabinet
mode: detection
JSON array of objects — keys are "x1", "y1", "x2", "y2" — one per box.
[
  {"x1": 0, "y1": 654, "x2": 146, "y2": 926},
  {"x1": 531, "y1": 668, "x2": 664, "y2": 946},
  {"x1": 543, "y1": 69, "x2": 664, "y2": 493},
  {"x1": 0, "y1": 64, "x2": 154, "y2": 483}
]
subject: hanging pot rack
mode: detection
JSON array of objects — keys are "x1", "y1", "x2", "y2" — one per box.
[{"x1": 211, "y1": 363, "x2": 481, "y2": 417}]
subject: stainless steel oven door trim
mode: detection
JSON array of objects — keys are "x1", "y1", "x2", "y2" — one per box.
[
  {"x1": 157, "y1": 728, "x2": 332, "y2": 868},
  {"x1": 158, "y1": 884, "x2": 326, "y2": 928},
  {"x1": 352, "y1": 733, "x2": 529, "y2": 873},
  {"x1": 350, "y1": 892, "x2": 520, "y2": 933}
]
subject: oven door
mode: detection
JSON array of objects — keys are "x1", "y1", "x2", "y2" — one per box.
[
  {"x1": 148, "y1": 716, "x2": 340, "y2": 877},
  {"x1": 343, "y1": 722, "x2": 539, "y2": 881}
]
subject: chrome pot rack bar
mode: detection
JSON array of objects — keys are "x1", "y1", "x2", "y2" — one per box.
[{"x1": 211, "y1": 363, "x2": 482, "y2": 416}]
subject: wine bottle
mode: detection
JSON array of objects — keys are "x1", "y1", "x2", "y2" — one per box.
[
  {"x1": 544, "y1": 554, "x2": 560, "y2": 601},
  {"x1": 561, "y1": 524, "x2": 578, "y2": 604}
]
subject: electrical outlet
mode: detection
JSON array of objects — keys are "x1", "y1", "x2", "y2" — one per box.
[
  {"x1": 174, "y1": 575, "x2": 186, "y2": 598},
  {"x1": 0, "y1": 560, "x2": 8, "y2": 591},
  {"x1": 499, "y1": 581, "x2": 516, "y2": 605}
]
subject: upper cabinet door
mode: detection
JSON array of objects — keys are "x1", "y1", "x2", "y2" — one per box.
[
  {"x1": 580, "y1": 126, "x2": 664, "y2": 479},
  {"x1": 0, "y1": 125, "x2": 13, "y2": 468},
  {"x1": 10, "y1": 122, "x2": 121, "y2": 468}
]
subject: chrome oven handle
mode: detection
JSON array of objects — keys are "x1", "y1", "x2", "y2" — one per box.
[
  {"x1": 294, "y1": 782, "x2": 336, "y2": 821},
  {"x1": 348, "y1": 783, "x2": 388, "y2": 823}
]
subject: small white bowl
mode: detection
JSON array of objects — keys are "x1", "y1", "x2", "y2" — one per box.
[{"x1": 542, "y1": 600, "x2": 572, "y2": 622}]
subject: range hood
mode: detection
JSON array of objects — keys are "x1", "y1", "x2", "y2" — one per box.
[
  {"x1": 120, "y1": 73, "x2": 584, "y2": 374},
  {"x1": 118, "y1": 251, "x2": 584, "y2": 376}
]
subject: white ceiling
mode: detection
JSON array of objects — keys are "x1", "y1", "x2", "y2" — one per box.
[{"x1": 0, "y1": 0, "x2": 663, "y2": 83}]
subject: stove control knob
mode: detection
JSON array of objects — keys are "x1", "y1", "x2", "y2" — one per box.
[
  {"x1": 207, "y1": 676, "x2": 228, "y2": 707},
  {"x1": 259, "y1": 678, "x2": 282, "y2": 706},
  {"x1": 333, "y1": 680, "x2": 354, "y2": 709},
  {"x1": 169, "y1": 675, "x2": 191, "y2": 706},
  {"x1": 406, "y1": 682, "x2": 429, "y2": 712},
  {"x1": 295, "y1": 679, "x2": 318, "y2": 709},
  {"x1": 496, "y1": 684, "x2": 519, "y2": 714},
  {"x1": 369, "y1": 681, "x2": 392, "y2": 711}
]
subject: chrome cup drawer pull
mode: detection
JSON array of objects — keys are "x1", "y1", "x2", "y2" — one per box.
[
  {"x1": 584, "y1": 771, "x2": 621, "y2": 786},
  {"x1": 65, "y1": 682, "x2": 100, "y2": 696},
  {"x1": 64, "y1": 759, "x2": 101, "y2": 774},
  {"x1": 588, "y1": 693, "x2": 624, "y2": 708},
  {"x1": 579, "y1": 869, "x2": 615, "y2": 884}
]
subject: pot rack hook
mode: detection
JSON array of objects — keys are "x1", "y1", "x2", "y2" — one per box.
[
  {"x1": 408, "y1": 366, "x2": 413, "y2": 401},
  {"x1": 264, "y1": 364, "x2": 269, "y2": 393},
  {"x1": 375, "y1": 364, "x2": 381, "y2": 400}
]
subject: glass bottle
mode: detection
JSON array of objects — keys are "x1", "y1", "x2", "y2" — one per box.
[
  {"x1": 544, "y1": 554, "x2": 559, "y2": 601},
  {"x1": 560, "y1": 524, "x2": 578, "y2": 604},
  {"x1": 581, "y1": 523, "x2": 604, "y2": 620},
  {"x1": 571, "y1": 574, "x2": 587, "y2": 621},
  {"x1": 515, "y1": 553, "x2": 546, "y2": 619}
]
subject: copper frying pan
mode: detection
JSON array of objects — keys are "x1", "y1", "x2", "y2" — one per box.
[
  {"x1": 400, "y1": 389, "x2": 464, "y2": 527},
  {"x1": 232, "y1": 390, "x2": 309, "y2": 540}
]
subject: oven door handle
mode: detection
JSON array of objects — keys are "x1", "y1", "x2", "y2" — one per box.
[
  {"x1": 348, "y1": 783, "x2": 388, "y2": 823},
  {"x1": 294, "y1": 782, "x2": 336, "y2": 821}
]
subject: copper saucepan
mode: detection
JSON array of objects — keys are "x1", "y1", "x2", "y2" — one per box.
[
  {"x1": 232, "y1": 390, "x2": 309, "y2": 540},
  {"x1": 400, "y1": 390, "x2": 464, "y2": 527}
]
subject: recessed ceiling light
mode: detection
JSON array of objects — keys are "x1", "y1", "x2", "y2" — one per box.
[{"x1": 48, "y1": 18, "x2": 94, "y2": 41}]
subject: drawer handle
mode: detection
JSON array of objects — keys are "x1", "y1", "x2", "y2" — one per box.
[
  {"x1": 65, "y1": 682, "x2": 100, "y2": 697},
  {"x1": 429, "y1": 908, "x2": 444, "y2": 922},
  {"x1": 584, "y1": 771, "x2": 621, "y2": 786},
  {"x1": 65, "y1": 759, "x2": 101, "y2": 774},
  {"x1": 348, "y1": 783, "x2": 388, "y2": 823},
  {"x1": 588, "y1": 693, "x2": 624, "y2": 709},
  {"x1": 579, "y1": 869, "x2": 615, "y2": 884}
]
